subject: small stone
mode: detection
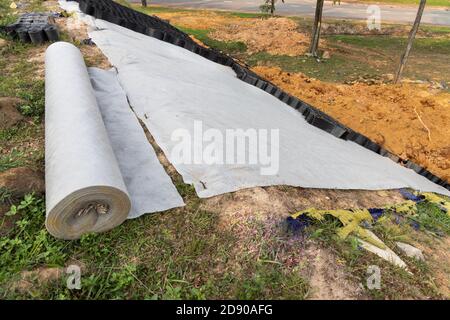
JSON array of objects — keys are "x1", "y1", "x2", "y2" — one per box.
[
  {"x1": 0, "y1": 97, "x2": 25, "y2": 130},
  {"x1": 395, "y1": 242, "x2": 425, "y2": 261},
  {"x1": 0, "y1": 167, "x2": 45, "y2": 198}
]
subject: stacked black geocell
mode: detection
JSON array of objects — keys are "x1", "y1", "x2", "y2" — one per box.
[
  {"x1": 76, "y1": 0, "x2": 449, "y2": 191},
  {"x1": 6, "y1": 12, "x2": 59, "y2": 44}
]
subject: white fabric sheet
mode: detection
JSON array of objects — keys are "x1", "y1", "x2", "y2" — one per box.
[
  {"x1": 45, "y1": 42, "x2": 183, "y2": 239},
  {"x1": 88, "y1": 67, "x2": 184, "y2": 218},
  {"x1": 59, "y1": 1, "x2": 450, "y2": 197}
]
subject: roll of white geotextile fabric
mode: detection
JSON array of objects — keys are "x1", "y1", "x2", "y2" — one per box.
[{"x1": 45, "y1": 42, "x2": 130, "y2": 239}]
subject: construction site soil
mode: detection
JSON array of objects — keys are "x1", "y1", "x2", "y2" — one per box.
[{"x1": 252, "y1": 66, "x2": 450, "y2": 183}]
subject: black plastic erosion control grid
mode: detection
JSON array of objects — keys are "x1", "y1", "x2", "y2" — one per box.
[
  {"x1": 5, "y1": 13, "x2": 59, "y2": 44},
  {"x1": 73, "y1": 0, "x2": 449, "y2": 191}
]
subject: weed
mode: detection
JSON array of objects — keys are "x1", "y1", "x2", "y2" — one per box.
[
  {"x1": 237, "y1": 262, "x2": 308, "y2": 299},
  {"x1": 0, "y1": 187, "x2": 12, "y2": 204},
  {"x1": 0, "y1": 149, "x2": 26, "y2": 172},
  {"x1": 414, "y1": 202, "x2": 450, "y2": 235},
  {"x1": 0, "y1": 194, "x2": 67, "y2": 292},
  {"x1": 301, "y1": 210, "x2": 444, "y2": 299}
]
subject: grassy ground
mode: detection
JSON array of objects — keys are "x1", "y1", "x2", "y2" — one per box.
[
  {"x1": 1, "y1": 1, "x2": 449, "y2": 299},
  {"x1": 0, "y1": 188, "x2": 310, "y2": 299},
  {"x1": 304, "y1": 207, "x2": 449, "y2": 299},
  {"x1": 177, "y1": 27, "x2": 248, "y2": 54},
  {"x1": 244, "y1": 34, "x2": 450, "y2": 83},
  {"x1": 348, "y1": 0, "x2": 450, "y2": 7}
]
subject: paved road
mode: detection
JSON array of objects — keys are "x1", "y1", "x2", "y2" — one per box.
[{"x1": 131, "y1": 0, "x2": 450, "y2": 26}]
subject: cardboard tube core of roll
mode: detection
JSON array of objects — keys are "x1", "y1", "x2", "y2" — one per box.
[
  {"x1": 46, "y1": 186, "x2": 130, "y2": 240},
  {"x1": 45, "y1": 42, "x2": 131, "y2": 239}
]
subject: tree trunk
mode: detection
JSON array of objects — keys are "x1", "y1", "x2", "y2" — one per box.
[
  {"x1": 270, "y1": 0, "x2": 275, "y2": 15},
  {"x1": 309, "y1": 0, "x2": 324, "y2": 57},
  {"x1": 394, "y1": 0, "x2": 426, "y2": 83},
  {"x1": 141, "y1": 0, "x2": 148, "y2": 7}
]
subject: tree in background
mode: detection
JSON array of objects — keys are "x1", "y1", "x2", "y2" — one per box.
[
  {"x1": 394, "y1": 0, "x2": 426, "y2": 83},
  {"x1": 141, "y1": 0, "x2": 148, "y2": 7},
  {"x1": 309, "y1": 0, "x2": 324, "y2": 57},
  {"x1": 260, "y1": 0, "x2": 285, "y2": 16}
]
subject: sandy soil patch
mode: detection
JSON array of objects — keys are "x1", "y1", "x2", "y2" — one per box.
[
  {"x1": 303, "y1": 244, "x2": 366, "y2": 299},
  {"x1": 154, "y1": 10, "x2": 244, "y2": 30}
]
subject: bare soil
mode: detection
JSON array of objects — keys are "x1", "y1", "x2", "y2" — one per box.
[
  {"x1": 211, "y1": 17, "x2": 314, "y2": 56},
  {"x1": 154, "y1": 11, "x2": 318, "y2": 56},
  {"x1": 0, "y1": 97, "x2": 25, "y2": 130},
  {"x1": 252, "y1": 66, "x2": 450, "y2": 182},
  {"x1": 0, "y1": 167, "x2": 45, "y2": 198}
]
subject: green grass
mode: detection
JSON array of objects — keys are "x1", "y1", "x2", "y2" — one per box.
[
  {"x1": 356, "y1": 0, "x2": 450, "y2": 7},
  {"x1": 303, "y1": 208, "x2": 445, "y2": 299},
  {"x1": 236, "y1": 262, "x2": 309, "y2": 299},
  {"x1": 325, "y1": 34, "x2": 450, "y2": 82},
  {"x1": 419, "y1": 24, "x2": 450, "y2": 34},
  {"x1": 0, "y1": 0, "x2": 17, "y2": 26},
  {"x1": 0, "y1": 4, "x2": 47, "y2": 173},
  {"x1": 0, "y1": 150, "x2": 27, "y2": 172},
  {"x1": 0, "y1": 191, "x2": 309, "y2": 299},
  {"x1": 242, "y1": 33, "x2": 450, "y2": 83},
  {"x1": 328, "y1": 35, "x2": 450, "y2": 54},
  {"x1": 0, "y1": 169, "x2": 310, "y2": 299},
  {"x1": 113, "y1": 0, "x2": 132, "y2": 8},
  {"x1": 413, "y1": 202, "x2": 450, "y2": 235},
  {"x1": 0, "y1": 147, "x2": 44, "y2": 173},
  {"x1": 0, "y1": 41, "x2": 46, "y2": 118},
  {"x1": 247, "y1": 51, "x2": 380, "y2": 82},
  {"x1": 178, "y1": 27, "x2": 247, "y2": 53},
  {"x1": 0, "y1": 66, "x2": 45, "y2": 177}
]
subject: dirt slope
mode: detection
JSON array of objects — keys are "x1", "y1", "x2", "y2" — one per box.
[{"x1": 252, "y1": 66, "x2": 450, "y2": 182}]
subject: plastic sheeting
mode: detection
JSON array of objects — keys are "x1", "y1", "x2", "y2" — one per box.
[{"x1": 45, "y1": 42, "x2": 184, "y2": 239}]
